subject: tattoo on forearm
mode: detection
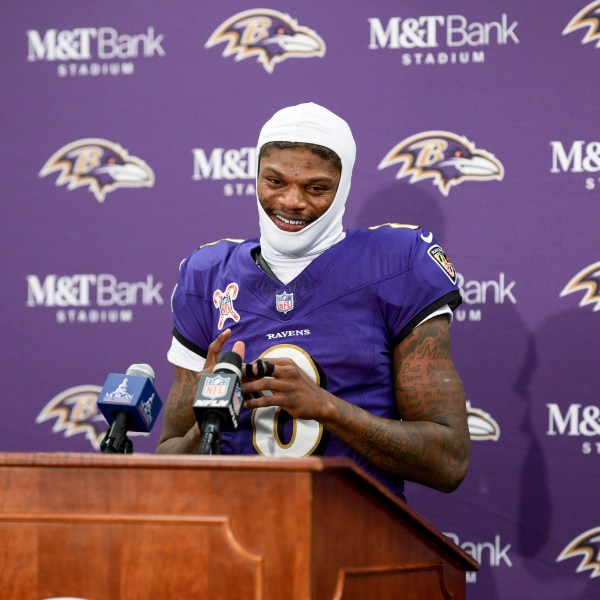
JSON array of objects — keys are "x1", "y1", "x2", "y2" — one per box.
[
  {"x1": 341, "y1": 316, "x2": 470, "y2": 482},
  {"x1": 167, "y1": 368, "x2": 200, "y2": 433}
]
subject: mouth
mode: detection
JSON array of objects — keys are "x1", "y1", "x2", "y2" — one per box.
[{"x1": 272, "y1": 212, "x2": 311, "y2": 232}]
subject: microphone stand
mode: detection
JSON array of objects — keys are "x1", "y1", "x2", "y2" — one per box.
[
  {"x1": 199, "y1": 411, "x2": 223, "y2": 455},
  {"x1": 100, "y1": 412, "x2": 134, "y2": 454}
]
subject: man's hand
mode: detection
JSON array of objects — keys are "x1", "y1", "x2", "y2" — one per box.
[
  {"x1": 156, "y1": 328, "x2": 240, "y2": 454},
  {"x1": 241, "y1": 358, "x2": 332, "y2": 422}
]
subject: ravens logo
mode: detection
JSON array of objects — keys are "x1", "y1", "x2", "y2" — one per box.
[
  {"x1": 466, "y1": 400, "x2": 500, "y2": 441},
  {"x1": 36, "y1": 385, "x2": 106, "y2": 450},
  {"x1": 557, "y1": 527, "x2": 600, "y2": 578},
  {"x1": 39, "y1": 138, "x2": 155, "y2": 203},
  {"x1": 205, "y1": 9, "x2": 325, "y2": 73},
  {"x1": 560, "y1": 261, "x2": 600, "y2": 312},
  {"x1": 563, "y1": 1, "x2": 600, "y2": 47},
  {"x1": 378, "y1": 131, "x2": 504, "y2": 196},
  {"x1": 428, "y1": 245, "x2": 457, "y2": 284}
]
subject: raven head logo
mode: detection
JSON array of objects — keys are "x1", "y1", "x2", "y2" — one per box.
[
  {"x1": 563, "y1": 1, "x2": 600, "y2": 47},
  {"x1": 466, "y1": 401, "x2": 500, "y2": 441},
  {"x1": 36, "y1": 385, "x2": 106, "y2": 450},
  {"x1": 560, "y1": 261, "x2": 600, "y2": 311},
  {"x1": 378, "y1": 131, "x2": 504, "y2": 196},
  {"x1": 205, "y1": 9, "x2": 325, "y2": 73},
  {"x1": 40, "y1": 138, "x2": 155, "y2": 203},
  {"x1": 557, "y1": 527, "x2": 600, "y2": 578}
]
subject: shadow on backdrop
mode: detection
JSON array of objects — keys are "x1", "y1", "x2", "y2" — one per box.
[
  {"x1": 352, "y1": 181, "x2": 447, "y2": 242},
  {"x1": 516, "y1": 306, "x2": 599, "y2": 599}
]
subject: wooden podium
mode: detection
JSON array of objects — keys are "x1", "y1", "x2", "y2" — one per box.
[{"x1": 0, "y1": 453, "x2": 477, "y2": 599}]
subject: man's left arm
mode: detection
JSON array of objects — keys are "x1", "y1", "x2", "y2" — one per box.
[
  {"x1": 365, "y1": 314, "x2": 470, "y2": 492},
  {"x1": 317, "y1": 314, "x2": 470, "y2": 492},
  {"x1": 242, "y1": 315, "x2": 470, "y2": 492}
]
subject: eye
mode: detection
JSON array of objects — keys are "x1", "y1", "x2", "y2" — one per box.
[{"x1": 453, "y1": 150, "x2": 463, "y2": 158}]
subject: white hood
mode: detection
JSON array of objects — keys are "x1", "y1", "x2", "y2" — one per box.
[{"x1": 256, "y1": 102, "x2": 356, "y2": 283}]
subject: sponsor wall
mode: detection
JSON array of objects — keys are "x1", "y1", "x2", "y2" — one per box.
[{"x1": 2, "y1": 1, "x2": 599, "y2": 597}]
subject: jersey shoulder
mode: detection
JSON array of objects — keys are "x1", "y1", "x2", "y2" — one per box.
[
  {"x1": 184, "y1": 237, "x2": 254, "y2": 273},
  {"x1": 347, "y1": 223, "x2": 424, "y2": 265},
  {"x1": 362, "y1": 222, "x2": 423, "y2": 247},
  {"x1": 346, "y1": 223, "x2": 459, "y2": 287},
  {"x1": 177, "y1": 237, "x2": 257, "y2": 297}
]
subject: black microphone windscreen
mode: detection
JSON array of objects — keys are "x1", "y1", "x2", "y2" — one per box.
[{"x1": 213, "y1": 351, "x2": 242, "y2": 377}]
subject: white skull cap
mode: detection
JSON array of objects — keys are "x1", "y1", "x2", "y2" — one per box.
[{"x1": 256, "y1": 102, "x2": 356, "y2": 261}]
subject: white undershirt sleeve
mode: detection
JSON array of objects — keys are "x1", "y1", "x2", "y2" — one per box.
[
  {"x1": 416, "y1": 304, "x2": 453, "y2": 328},
  {"x1": 167, "y1": 336, "x2": 206, "y2": 372}
]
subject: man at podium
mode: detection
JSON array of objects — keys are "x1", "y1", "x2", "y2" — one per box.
[{"x1": 157, "y1": 102, "x2": 470, "y2": 501}]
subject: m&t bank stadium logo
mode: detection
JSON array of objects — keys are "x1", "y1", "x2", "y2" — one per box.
[
  {"x1": 368, "y1": 13, "x2": 519, "y2": 67},
  {"x1": 40, "y1": 138, "x2": 154, "y2": 202},
  {"x1": 550, "y1": 140, "x2": 600, "y2": 191},
  {"x1": 205, "y1": 9, "x2": 325, "y2": 73},
  {"x1": 26, "y1": 26, "x2": 165, "y2": 77},
  {"x1": 26, "y1": 273, "x2": 164, "y2": 324},
  {"x1": 378, "y1": 131, "x2": 504, "y2": 196}
]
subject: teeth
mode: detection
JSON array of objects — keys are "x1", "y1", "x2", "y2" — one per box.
[{"x1": 277, "y1": 215, "x2": 305, "y2": 225}]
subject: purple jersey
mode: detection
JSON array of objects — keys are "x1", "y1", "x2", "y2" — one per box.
[{"x1": 171, "y1": 224, "x2": 461, "y2": 499}]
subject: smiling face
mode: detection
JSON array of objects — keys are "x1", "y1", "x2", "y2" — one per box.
[{"x1": 257, "y1": 146, "x2": 341, "y2": 233}]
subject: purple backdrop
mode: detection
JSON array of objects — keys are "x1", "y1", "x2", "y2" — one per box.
[{"x1": 2, "y1": 2, "x2": 599, "y2": 597}]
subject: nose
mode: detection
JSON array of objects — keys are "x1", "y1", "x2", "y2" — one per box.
[{"x1": 279, "y1": 185, "x2": 307, "y2": 210}]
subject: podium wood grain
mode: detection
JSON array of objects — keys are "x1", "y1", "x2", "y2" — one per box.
[{"x1": 0, "y1": 453, "x2": 477, "y2": 599}]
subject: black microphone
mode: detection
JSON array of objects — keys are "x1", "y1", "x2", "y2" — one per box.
[
  {"x1": 193, "y1": 351, "x2": 243, "y2": 455},
  {"x1": 97, "y1": 363, "x2": 163, "y2": 454}
]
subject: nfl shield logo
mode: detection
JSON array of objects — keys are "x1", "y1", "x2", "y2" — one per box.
[
  {"x1": 219, "y1": 296, "x2": 232, "y2": 315},
  {"x1": 276, "y1": 291, "x2": 294, "y2": 314},
  {"x1": 202, "y1": 374, "x2": 229, "y2": 400}
]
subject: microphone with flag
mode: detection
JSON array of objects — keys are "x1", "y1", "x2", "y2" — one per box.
[
  {"x1": 97, "y1": 364, "x2": 163, "y2": 454},
  {"x1": 193, "y1": 351, "x2": 243, "y2": 455}
]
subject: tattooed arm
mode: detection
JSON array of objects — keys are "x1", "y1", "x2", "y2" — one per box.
[
  {"x1": 362, "y1": 314, "x2": 470, "y2": 491},
  {"x1": 243, "y1": 315, "x2": 470, "y2": 492},
  {"x1": 156, "y1": 329, "x2": 241, "y2": 454},
  {"x1": 155, "y1": 365, "x2": 203, "y2": 454}
]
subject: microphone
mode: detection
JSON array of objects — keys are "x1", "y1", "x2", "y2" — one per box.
[
  {"x1": 193, "y1": 351, "x2": 243, "y2": 455},
  {"x1": 97, "y1": 363, "x2": 163, "y2": 454}
]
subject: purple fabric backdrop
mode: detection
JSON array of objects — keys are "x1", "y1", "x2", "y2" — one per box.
[{"x1": 2, "y1": 1, "x2": 599, "y2": 597}]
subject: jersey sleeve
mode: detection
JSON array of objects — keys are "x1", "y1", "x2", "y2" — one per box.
[
  {"x1": 376, "y1": 227, "x2": 462, "y2": 345},
  {"x1": 169, "y1": 252, "x2": 214, "y2": 361}
]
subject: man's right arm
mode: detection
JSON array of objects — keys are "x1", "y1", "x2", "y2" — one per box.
[
  {"x1": 156, "y1": 328, "x2": 237, "y2": 454},
  {"x1": 155, "y1": 365, "x2": 202, "y2": 454}
]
